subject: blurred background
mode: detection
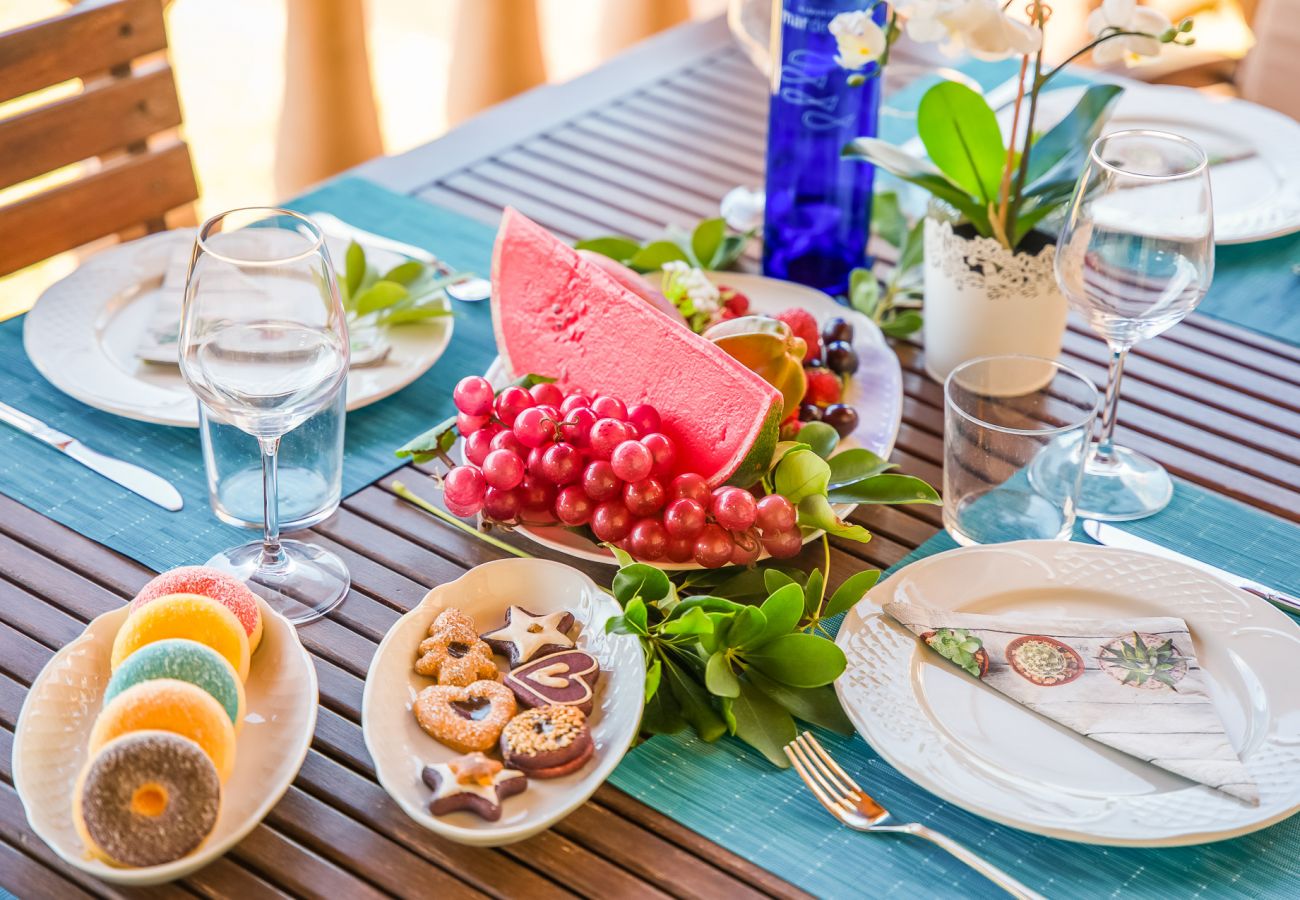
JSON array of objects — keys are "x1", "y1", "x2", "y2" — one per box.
[{"x1": 0, "y1": 0, "x2": 1282, "y2": 318}]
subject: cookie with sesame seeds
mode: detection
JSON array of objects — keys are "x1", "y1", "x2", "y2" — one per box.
[{"x1": 499, "y1": 705, "x2": 594, "y2": 778}]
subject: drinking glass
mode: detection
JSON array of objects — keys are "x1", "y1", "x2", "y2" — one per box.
[
  {"x1": 1047, "y1": 130, "x2": 1214, "y2": 520},
  {"x1": 180, "y1": 208, "x2": 351, "y2": 623},
  {"x1": 944, "y1": 356, "x2": 1100, "y2": 546}
]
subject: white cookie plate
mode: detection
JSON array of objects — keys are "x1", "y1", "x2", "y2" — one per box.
[
  {"x1": 12, "y1": 601, "x2": 318, "y2": 885},
  {"x1": 361, "y1": 558, "x2": 645, "y2": 846}
]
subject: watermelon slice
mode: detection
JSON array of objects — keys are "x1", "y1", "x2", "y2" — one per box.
[{"x1": 491, "y1": 208, "x2": 782, "y2": 487}]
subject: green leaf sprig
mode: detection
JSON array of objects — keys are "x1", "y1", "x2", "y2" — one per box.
[
  {"x1": 846, "y1": 192, "x2": 924, "y2": 339},
  {"x1": 576, "y1": 217, "x2": 754, "y2": 273},
  {"x1": 339, "y1": 240, "x2": 458, "y2": 329}
]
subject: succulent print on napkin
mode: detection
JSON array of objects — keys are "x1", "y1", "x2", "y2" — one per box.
[
  {"x1": 1099, "y1": 631, "x2": 1189, "y2": 690},
  {"x1": 1006, "y1": 635, "x2": 1083, "y2": 687},
  {"x1": 920, "y1": 629, "x2": 988, "y2": 678}
]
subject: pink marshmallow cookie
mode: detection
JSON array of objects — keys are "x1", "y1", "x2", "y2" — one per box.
[{"x1": 131, "y1": 567, "x2": 264, "y2": 653}]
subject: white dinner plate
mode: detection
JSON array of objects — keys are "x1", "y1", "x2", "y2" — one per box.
[
  {"x1": 1010, "y1": 84, "x2": 1300, "y2": 244},
  {"x1": 836, "y1": 541, "x2": 1300, "y2": 846},
  {"x1": 507, "y1": 271, "x2": 904, "y2": 568},
  {"x1": 361, "y1": 558, "x2": 645, "y2": 846},
  {"x1": 13, "y1": 601, "x2": 318, "y2": 885},
  {"x1": 23, "y1": 228, "x2": 454, "y2": 427}
]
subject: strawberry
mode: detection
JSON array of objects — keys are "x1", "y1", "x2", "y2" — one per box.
[
  {"x1": 776, "y1": 308, "x2": 821, "y2": 363},
  {"x1": 721, "y1": 287, "x2": 750, "y2": 318},
  {"x1": 804, "y1": 367, "x2": 841, "y2": 407}
]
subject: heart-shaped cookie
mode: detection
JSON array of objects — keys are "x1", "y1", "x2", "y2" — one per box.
[
  {"x1": 414, "y1": 680, "x2": 517, "y2": 754},
  {"x1": 503, "y1": 649, "x2": 601, "y2": 715}
]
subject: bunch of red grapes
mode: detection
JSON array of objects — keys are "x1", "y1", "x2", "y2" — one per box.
[{"x1": 442, "y1": 376, "x2": 803, "y2": 567}]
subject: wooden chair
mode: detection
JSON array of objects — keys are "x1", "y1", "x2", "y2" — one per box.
[{"x1": 0, "y1": 0, "x2": 198, "y2": 278}]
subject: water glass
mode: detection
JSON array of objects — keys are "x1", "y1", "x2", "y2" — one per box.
[
  {"x1": 944, "y1": 356, "x2": 1100, "y2": 546},
  {"x1": 200, "y1": 382, "x2": 345, "y2": 531}
]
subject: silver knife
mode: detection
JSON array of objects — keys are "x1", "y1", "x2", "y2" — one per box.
[
  {"x1": 1083, "y1": 520, "x2": 1298, "y2": 616},
  {"x1": 0, "y1": 401, "x2": 183, "y2": 511}
]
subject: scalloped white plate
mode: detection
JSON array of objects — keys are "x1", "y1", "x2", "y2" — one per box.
[
  {"x1": 361, "y1": 558, "x2": 644, "y2": 846},
  {"x1": 836, "y1": 541, "x2": 1300, "y2": 846},
  {"x1": 12, "y1": 600, "x2": 318, "y2": 884}
]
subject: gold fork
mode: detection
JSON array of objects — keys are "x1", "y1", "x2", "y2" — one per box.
[{"x1": 785, "y1": 732, "x2": 1045, "y2": 900}]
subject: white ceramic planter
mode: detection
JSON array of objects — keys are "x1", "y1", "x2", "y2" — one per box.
[{"x1": 921, "y1": 218, "x2": 1068, "y2": 386}]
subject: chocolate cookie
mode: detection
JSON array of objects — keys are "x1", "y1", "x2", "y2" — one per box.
[
  {"x1": 422, "y1": 752, "x2": 526, "y2": 821},
  {"x1": 504, "y1": 649, "x2": 600, "y2": 715},
  {"x1": 481, "y1": 607, "x2": 575, "y2": 667},
  {"x1": 416, "y1": 608, "x2": 499, "y2": 686},
  {"x1": 500, "y1": 705, "x2": 594, "y2": 778},
  {"x1": 414, "y1": 680, "x2": 517, "y2": 754}
]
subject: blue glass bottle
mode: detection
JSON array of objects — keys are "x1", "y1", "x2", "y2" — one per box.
[{"x1": 763, "y1": 0, "x2": 885, "y2": 296}]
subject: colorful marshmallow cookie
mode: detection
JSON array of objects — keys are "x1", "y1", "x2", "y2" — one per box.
[
  {"x1": 421, "y1": 752, "x2": 527, "y2": 821},
  {"x1": 503, "y1": 649, "x2": 601, "y2": 716},
  {"x1": 414, "y1": 680, "x2": 517, "y2": 754},
  {"x1": 481, "y1": 606, "x2": 575, "y2": 667},
  {"x1": 132, "y1": 566, "x2": 264, "y2": 653},
  {"x1": 500, "y1": 705, "x2": 594, "y2": 779},
  {"x1": 415, "y1": 608, "x2": 500, "y2": 686},
  {"x1": 104, "y1": 638, "x2": 246, "y2": 730},
  {"x1": 89, "y1": 679, "x2": 238, "y2": 783},
  {"x1": 112, "y1": 593, "x2": 251, "y2": 681}
]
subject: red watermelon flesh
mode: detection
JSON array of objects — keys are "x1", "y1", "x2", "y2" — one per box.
[{"x1": 491, "y1": 208, "x2": 783, "y2": 487}]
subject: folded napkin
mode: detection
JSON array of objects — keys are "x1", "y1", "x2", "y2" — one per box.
[{"x1": 884, "y1": 601, "x2": 1259, "y2": 804}]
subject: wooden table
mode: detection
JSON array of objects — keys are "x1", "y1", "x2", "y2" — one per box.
[{"x1": 4, "y1": 15, "x2": 1299, "y2": 899}]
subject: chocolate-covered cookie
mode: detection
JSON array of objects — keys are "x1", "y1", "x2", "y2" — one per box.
[
  {"x1": 481, "y1": 607, "x2": 575, "y2": 667},
  {"x1": 414, "y1": 680, "x2": 517, "y2": 754},
  {"x1": 422, "y1": 752, "x2": 526, "y2": 821},
  {"x1": 504, "y1": 649, "x2": 600, "y2": 715},
  {"x1": 500, "y1": 705, "x2": 594, "y2": 778}
]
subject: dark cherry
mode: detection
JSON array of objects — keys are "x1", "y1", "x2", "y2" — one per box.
[
  {"x1": 823, "y1": 403, "x2": 859, "y2": 438},
  {"x1": 822, "y1": 317, "x2": 854, "y2": 344},
  {"x1": 798, "y1": 402, "x2": 823, "y2": 422},
  {"x1": 804, "y1": 357, "x2": 824, "y2": 370},
  {"x1": 825, "y1": 340, "x2": 860, "y2": 376}
]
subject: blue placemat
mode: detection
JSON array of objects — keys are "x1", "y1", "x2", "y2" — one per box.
[
  {"x1": 0, "y1": 178, "x2": 499, "y2": 572},
  {"x1": 878, "y1": 57, "x2": 1300, "y2": 347},
  {"x1": 610, "y1": 480, "x2": 1300, "y2": 898}
]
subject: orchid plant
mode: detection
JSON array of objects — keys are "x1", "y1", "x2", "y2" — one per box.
[{"x1": 831, "y1": 0, "x2": 1196, "y2": 252}]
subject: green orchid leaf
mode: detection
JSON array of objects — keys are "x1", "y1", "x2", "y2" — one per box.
[
  {"x1": 826, "y1": 473, "x2": 940, "y2": 506},
  {"x1": 827, "y1": 448, "x2": 896, "y2": 490},
  {"x1": 747, "y1": 669, "x2": 853, "y2": 734},
  {"x1": 353, "y1": 280, "x2": 410, "y2": 316},
  {"x1": 394, "y1": 414, "x2": 457, "y2": 462},
  {"x1": 848, "y1": 267, "x2": 882, "y2": 318},
  {"x1": 758, "y1": 583, "x2": 805, "y2": 643},
  {"x1": 711, "y1": 234, "x2": 750, "y2": 270},
  {"x1": 664, "y1": 656, "x2": 728, "y2": 742},
  {"x1": 628, "y1": 240, "x2": 690, "y2": 272},
  {"x1": 1024, "y1": 84, "x2": 1124, "y2": 186},
  {"x1": 747, "y1": 633, "x2": 848, "y2": 688},
  {"x1": 880, "y1": 310, "x2": 924, "y2": 339},
  {"x1": 691, "y1": 218, "x2": 726, "y2": 269},
  {"x1": 773, "y1": 447, "x2": 831, "y2": 504},
  {"x1": 612, "y1": 563, "x2": 672, "y2": 605},
  {"x1": 726, "y1": 605, "x2": 769, "y2": 650},
  {"x1": 798, "y1": 495, "x2": 873, "y2": 542},
  {"x1": 799, "y1": 421, "x2": 840, "y2": 460},
  {"x1": 824, "y1": 569, "x2": 881, "y2": 619},
  {"x1": 344, "y1": 241, "x2": 365, "y2": 297},
  {"x1": 728, "y1": 678, "x2": 798, "y2": 767},
  {"x1": 661, "y1": 606, "x2": 716, "y2": 636},
  {"x1": 872, "y1": 190, "x2": 907, "y2": 247},
  {"x1": 705, "y1": 651, "x2": 741, "y2": 698},
  {"x1": 382, "y1": 259, "x2": 425, "y2": 285},
  {"x1": 917, "y1": 81, "x2": 1005, "y2": 205},
  {"x1": 574, "y1": 236, "x2": 642, "y2": 263},
  {"x1": 843, "y1": 138, "x2": 992, "y2": 235}
]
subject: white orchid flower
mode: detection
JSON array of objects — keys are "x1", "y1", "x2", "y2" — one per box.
[
  {"x1": 829, "y1": 10, "x2": 888, "y2": 71},
  {"x1": 1088, "y1": 0, "x2": 1171, "y2": 65},
  {"x1": 899, "y1": 0, "x2": 1042, "y2": 61},
  {"x1": 720, "y1": 186, "x2": 764, "y2": 233}
]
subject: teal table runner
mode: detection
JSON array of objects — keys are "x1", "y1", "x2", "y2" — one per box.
[
  {"x1": 611, "y1": 480, "x2": 1300, "y2": 898},
  {"x1": 0, "y1": 178, "x2": 499, "y2": 572}
]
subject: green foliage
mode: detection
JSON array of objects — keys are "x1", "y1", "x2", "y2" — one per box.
[
  {"x1": 576, "y1": 217, "x2": 755, "y2": 272},
  {"x1": 338, "y1": 241, "x2": 457, "y2": 329},
  {"x1": 845, "y1": 193, "x2": 924, "y2": 339}
]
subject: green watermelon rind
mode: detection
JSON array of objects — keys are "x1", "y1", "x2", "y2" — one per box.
[{"x1": 725, "y1": 402, "x2": 781, "y2": 488}]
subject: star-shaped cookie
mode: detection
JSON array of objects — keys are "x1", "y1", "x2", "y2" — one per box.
[
  {"x1": 422, "y1": 752, "x2": 527, "y2": 820},
  {"x1": 481, "y1": 606, "x2": 575, "y2": 666}
]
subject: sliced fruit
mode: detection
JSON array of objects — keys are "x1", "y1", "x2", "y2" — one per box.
[
  {"x1": 492, "y1": 208, "x2": 783, "y2": 487},
  {"x1": 804, "y1": 367, "x2": 842, "y2": 407},
  {"x1": 704, "y1": 315, "x2": 807, "y2": 420},
  {"x1": 776, "y1": 308, "x2": 821, "y2": 363}
]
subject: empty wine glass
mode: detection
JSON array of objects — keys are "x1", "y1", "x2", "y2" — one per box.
[
  {"x1": 180, "y1": 208, "x2": 351, "y2": 623},
  {"x1": 1036, "y1": 130, "x2": 1214, "y2": 520}
]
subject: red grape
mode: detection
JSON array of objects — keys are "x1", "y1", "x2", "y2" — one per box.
[
  {"x1": 712, "y1": 487, "x2": 758, "y2": 531},
  {"x1": 755, "y1": 494, "x2": 797, "y2": 534},
  {"x1": 669, "y1": 472, "x2": 710, "y2": 505},
  {"x1": 490, "y1": 428, "x2": 526, "y2": 458},
  {"x1": 526, "y1": 446, "x2": 545, "y2": 474},
  {"x1": 693, "y1": 524, "x2": 734, "y2": 568},
  {"x1": 582, "y1": 460, "x2": 622, "y2": 501},
  {"x1": 730, "y1": 529, "x2": 761, "y2": 566},
  {"x1": 540, "y1": 442, "x2": 582, "y2": 485},
  {"x1": 482, "y1": 486, "x2": 522, "y2": 521},
  {"x1": 588, "y1": 418, "x2": 631, "y2": 460},
  {"x1": 494, "y1": 386, "x2": 533, "y2": 426},
  {"x1": 482, "y1": 449, "x2": 525, "y2": 490},
  {"x1": 762, "y1": 528, "x2": 803, "y2": 559},
  {"x1": 513, "y1": 406, "x2": 557, "y2": 448},
  {"x1": 554, "y1": 485, "x2": 594, "y2": 526},
  {"x1": 665, "y1": 534, "x2": 695, "y2": 563},
  {"x1": 663, "y1": 498, "x2": 706, "y2": 539},
  {"x1": 518, "y1": 474, "x2": 556, "y2": 513},
  {"x1": 629, "y1": 518, "x2": 668, "y2": 560},
  {"x1": 641, "y1": 432, "x2": 677, "y2": 479},
  {"x1": 592, "y1": 396, "x2": 627, "y2": 420},
  {"x1": 535, "y1": 404, "x2": 560, "y2": 422},
  {"x1": 560, "y1": 394, "x2": 592, "y2": 415},
  {"x1": 453, "y1": 376, "x2": 494, "y2": 417},
  {"x1": 443, "y1": 465, "x2": 486, "y2": 510},
  {"x1": 529, "y1": 382, "x2": 564, "y2": 407},
  {"x1": 445, "y1": 498, "x2": 479, "y2": 518},
  {"x1": 591, "y1": 501, "x2": 633, "y2": 542},
  {"x1": 561, "y1": 407, "x2": 598, "y2": 447},
  {"x1": 464, "y1": 428, "x2": 495, "y2": 466},
  {"x1": 610, "y1": 440, "x2": 653, "y2": 482},
  {"x1": 627, "y1": 403, "x2": 661, "y2": 436},
  {"x1": 623, "y1": 478, "x2": 666, "y2": 517},
  {"x1": 457, "y1": 412, "x2": 489, "y2": 435}
]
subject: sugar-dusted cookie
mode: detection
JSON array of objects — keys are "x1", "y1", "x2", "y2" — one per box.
[
  {"x1": 414, "y1": 680, "x2": 517, "y2": 754},
  {"x1": 421, "y1": 752, "x2": 527, "y2": 821},
  {"x1": 416, "y1": 608, "x2": 500, "y2": 686},
  {"x1": 503, "y1": 649, "x2": 600, "y2": 715},
  {"x1": 481, "y1": 607, "x2": 575, "y2": 667},
  {"x1": 500, "y1": 705, "x2": 594, "y2": 778}
]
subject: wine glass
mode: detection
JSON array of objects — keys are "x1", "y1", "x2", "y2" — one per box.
[
  {"x1": 180, "y1": 208, "x2": 351, "y2": 623},
  {"x1": 1040, "y1": 130, "x2": 1214, "y2": 520}
]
